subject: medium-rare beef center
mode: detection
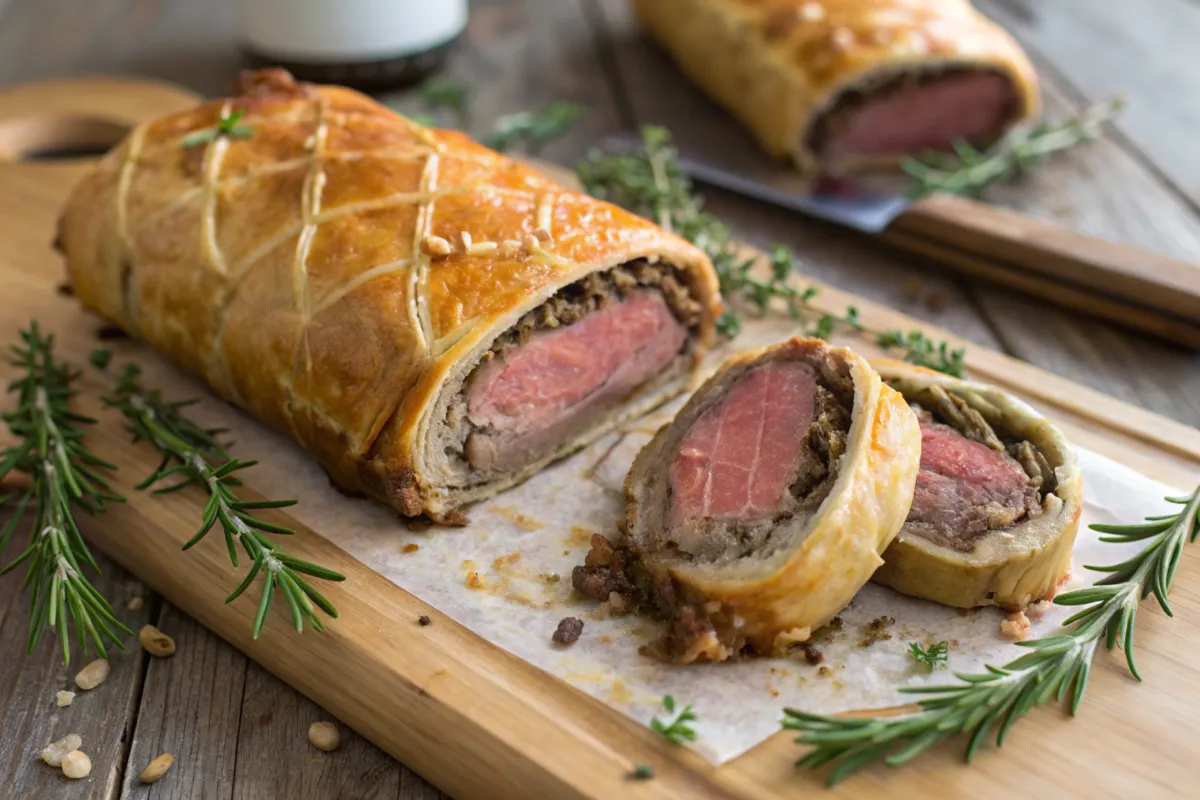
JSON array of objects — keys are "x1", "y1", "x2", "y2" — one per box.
[
  {"x1": 871, "y1": 360, "x2": 1083, "y2": 610},
  {"x1": 575, "y1": 338, "x2": 921, "y2": 663}
]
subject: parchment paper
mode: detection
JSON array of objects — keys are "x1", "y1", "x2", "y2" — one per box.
[{"x1": 119, "y1": 321, "x2": 1184, "y2": 765}]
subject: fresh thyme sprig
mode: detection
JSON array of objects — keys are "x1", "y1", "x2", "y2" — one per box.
[
  {"x1": 577, "y1": 127, "x2": 966, "y2": 376},
  {"x1": 650, "y1": 694, "x2": 698, "y2": 745},
  {"x1": 483, "y1": 102, "x2": 584, "y2": 155},
  {"x1": 419, "y1": 80, "x2": 470, "y2": 128},
  {"x1": 0, "y1": 323, "x2": 129, "y2": 664},
  {"x1": 92, "y1": 354, "x2": 345, "y2": 638},
  {"x1": 902, "y1": 97, "x2": 1125, "y2": 197},
  {"x1": 180, "y1": 108, "x2": 255, "y2": 149},
  {"x1": 784, "y1": 483, "x2": 1200, "y2": 786},
  {"x1": 908, "y1": 641, "x2": 949, "y2": 671}
]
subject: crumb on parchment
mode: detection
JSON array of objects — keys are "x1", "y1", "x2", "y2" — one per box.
[
  {"x1": 859, "y1": 616, "x2": 895, "y2": 647},
  {"x1": 1001, "y1": 610, "x2": 1031, "y2": 640}
]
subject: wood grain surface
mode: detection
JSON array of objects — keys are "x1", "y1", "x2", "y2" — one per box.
[{"x1": 1, "y1": 0, "x2": 1200, "y2": 798}]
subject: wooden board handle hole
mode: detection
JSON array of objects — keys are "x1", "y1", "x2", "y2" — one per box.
[{"x1": 0, "y1": 114, "x2": 131, "y2": 162}]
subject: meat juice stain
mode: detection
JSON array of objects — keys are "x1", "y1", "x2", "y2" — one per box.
[
  {"x1": 488, "y1": 504, "x2": 545, "y2": 531},
  {"x1": 565, "y1": 525, "x2": 598, "y2": 547}
]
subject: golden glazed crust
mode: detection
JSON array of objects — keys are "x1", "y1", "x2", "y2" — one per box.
[
  {"x1": 58, "y1": 70, "x2": 720, "y2": 520},
  {"x1": 624, "y1": 338, "x2": 921, "y2": 658},
  {"x1": 633, "y1": 0, "x2": 1040, "y2": 171},
  {"x1": 870, "y1": 359, "x2": 1083, "y2": 610}
]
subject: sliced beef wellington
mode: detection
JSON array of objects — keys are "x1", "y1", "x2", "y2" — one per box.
[
  {"x1": 871, "y1": 360, "x2": 1083, "y2": 610},
  {"x1": 56, "y1": 68, "x2": 721, "y2": 522},
  {"x1": 574, "y1": 338, "x2": 920, "y2": 663},
  {"x1": 633, "y1": 0, "x2": 1040, "y2": 172}
]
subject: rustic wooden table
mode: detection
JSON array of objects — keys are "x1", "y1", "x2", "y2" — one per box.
[{"x1": 2, "y1": 0, "x2": 1198, "y2": 797}]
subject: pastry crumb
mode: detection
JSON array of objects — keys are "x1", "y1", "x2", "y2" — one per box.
[
  {"x1": 1025, "y1": 599, "x2": 1054, "y2": 619},
  {"x1": 860, "y1": 616, "x2": 895, "y2": 647},
  {"x1": 417, "y1": 615, "x2": 431, "y2": 626},
  {"x1": 127, "y1": 596, "x2": 144, "y2": 611},
  {"x1": 55, "y1": 690, "x2": 75, "y2": 707},
  {"x1": 402, "y1": 543, "x2": 419, "y2": 554},
  {"x1": 466, "y1": 572, "x2": 485, "y2": 589},
  {"x1": 1001, "y1": 611, "x2": 1031, "y2": 640}
]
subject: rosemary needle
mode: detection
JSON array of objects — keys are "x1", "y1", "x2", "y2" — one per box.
[
  {"x1": 577, "y1": 127, "x2": 966, "y2": 376},
  {"x1": 785, "y1": 483, "x2": 1200, "y2": 785},
  {"x1": 0, "y1": 323, "x2": 129, "y2": 664},
  {"x1": 93, "y1": 355, "x2": 345, "y2": 638},
  {"x1": 650, "y1": 695, "x2": 699, "y2": 746}
]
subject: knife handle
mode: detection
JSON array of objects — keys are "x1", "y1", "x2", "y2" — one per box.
[{"x1": 883, "y1": 194, "x2": 1200, "y2": 348}]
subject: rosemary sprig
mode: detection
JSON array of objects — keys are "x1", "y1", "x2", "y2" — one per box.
[
  {"x1": 902, "y1": 97, "x2": 1125, "y2": 197},
  {"x1": 0, "y1": 323, "x2": 129, "y2": 664},
  {"x1": 908, "y1": 641, "x2": 949, "y2": 671},
  {"x1": 181, "y1": 108, "x2": 255, "y2": 149},
  {"x1": 784, "y1": 483, "x2": 1200, "y2": 786},
  {"x1": 577, "y1": 127, "x2": 966, "y2": 376},
  {"x1": 650, "y1": 695, "x2": 698, "y2": 745},
  {"x1": 93, "y1": 354, "x2": 345, "y2": 638},
  {"x1": 483, "y1": 102, "x2": 584, "y2": 155}
]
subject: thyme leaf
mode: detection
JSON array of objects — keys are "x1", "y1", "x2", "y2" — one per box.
[
  {"x1": 483, "y1": 102, "x2": 584, "y2": 155},
  {"x1": 902, "y1": 97, "x2": 1125, "y2": 197},
  {"x1": 785, "y1": 483, "x2": 1200, "y2": 785},
  {"x1": 650, "y1": 694, "x2": 698, "y2": 745},
  {"x1": 908, "y1": 641, "x2": 949, "y2": 671}
]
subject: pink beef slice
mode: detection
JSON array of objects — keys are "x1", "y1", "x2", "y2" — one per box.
[
  {"x1": 466, "y1": 291, "x2": 686, "y2": 472},
  {"x1": 668, "y1": 361, "x2": 818, "y2": 525},
  {"x1": 820, "y1": 71, "x2": 1016, "y2": 160},
  {"x1": 906, "y1": 422, "x2": 1040, "y2": 551}
]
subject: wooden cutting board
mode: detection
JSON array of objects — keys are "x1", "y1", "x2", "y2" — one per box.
[{"x1": 2, "y1": 77, "x2": 1199, "y2": 800}]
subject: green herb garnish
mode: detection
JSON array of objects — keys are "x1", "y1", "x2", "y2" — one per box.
[
  {"x1": 577, "y1": 127, "x2": 966, "y2": 376},
  {"x1": 0, "y1": 323, "x2": 128, "y2": 664},
  {"x1": 650, "y1": 695, "x2": 699, "y2": 746},
  {"x1": 180, "y1": 108, "x2": 255, "y2": 149},
  {"x1": 94, "y1": 355, "x2": 345, "y2": 638},
  {"x1": 483, "y1": 102, "x2": 584, "y2": 155},
  {"x1": 419, "y1": 80, "x2": 470, "y2": 128},
  {"x1": 631, "y1": 763, "x2": 655, "y2": 780},
  {"x1": 902, "y1": 97, "x2": 1124, "y2": 197},
  {"x1": 784, "y1": 483, "x2": 1200, "y2": 785},
  {"x1": 908, "y1": 641, "x2": 949, "y2": 671}
]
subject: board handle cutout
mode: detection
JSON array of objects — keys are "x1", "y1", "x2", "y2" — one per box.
[{"x1": 0, "y1": 114, "x2": 131, "y2": 162}]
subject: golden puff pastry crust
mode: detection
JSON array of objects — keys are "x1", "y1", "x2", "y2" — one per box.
[
  {"x1": 634, "y1": 0, "x2": 1040, "y2": 171},
  {"x1": 611, "y1": 338, "x2": 920, "y2": 662},
  {"x1": 58, "y1": 69, "x2": 721, "y2": 521},
  {"x1": 870, "y1": 359, "x2": 1083, "y2": 610}
]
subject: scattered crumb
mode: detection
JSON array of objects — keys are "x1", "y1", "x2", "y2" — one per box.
[
  {"x1": 769, "y1": 688, "x2": 780, "y2": 698},
  {"x1": 489, "y1": 505, "x2": 544, "y2": 531},
  {"x1": 598, "y1": 635, "x2": 612, "y2": 644},
  {"x1": 1025, "y1": 599, "x2": 1054, "y2": 620},
  {"x1": 540, "y1": 572, "x2": 561, "y2": 583},
  {"x1": 126, "y1": 596, "x2": 144, "y2": 611},
  {"x1": 860, "y1": 616, "x2": 895, "y2": 647},
  {"x1": 798, "y1": 643, "x2": 824, "y2": 665},
  {"x1": 139, "y1": 753, "x2": 175, "y2": 784},
  {"x1": 55, "y1": 691, "x2": 75, "y2": 707},
  {"x1": 810, "y1": 616, "x2": 844, "y2": 644},
  {"x1": 552, "y1": 616, "x2": 584, "y2": 645},
  {"x1": 818, "y1": 666, "x2": 833, "y2": 678},
  {"x1": 466, "y1": 572, "x2": 486, "y2": 589},
  {"x1": 417, "y1": 615, "x2": 431, "y2": 626},
  {"x1": 308, "y1": 721, "x2": 340, "y2": 752},
  {"x1": 402, "y1": 543, "x2": 419, "y2": 554},
  {"x1": 1001, "y1": 611, "x2": 1031, "y2": 641},
  {"x1": 74, "y1": 659, "x2": 110, "y2": 691}
]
